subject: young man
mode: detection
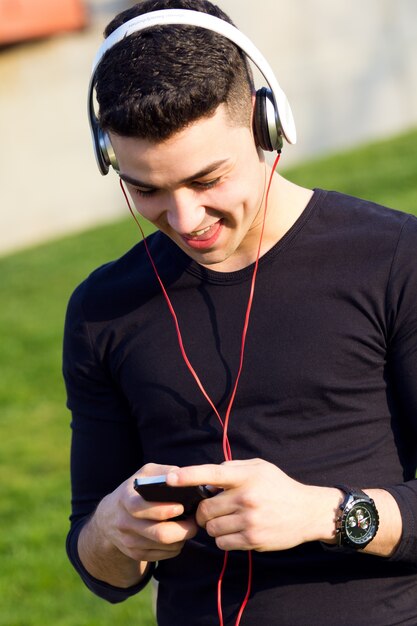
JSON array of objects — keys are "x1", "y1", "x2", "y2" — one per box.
[{"x1": 64, "y1": 1, "x2": 417, "y2": 624}]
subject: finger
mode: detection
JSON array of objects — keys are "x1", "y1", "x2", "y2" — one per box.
[
  {"x1": 196, "y1": 490, "x2": 236, "y2": 526},
  {"x1": 221, "y1": 458, "x2": 260, "y2": 467},
  {"x1": 205, "y1": 514, "x2": 243, "y2": 540},
  {"x1": 126, "y1": 530, "x2": 186, "y2": 553},
  {"x1": 134, "y1": 463, "x2": 180, "y2": 480},
  {"x1": 166, "y1": 463, "x2": 246, "y2": 490},
  {"x1": 141, "y1": 547, "x2": 184, "y2": 562},
  {"x1": 132, "y1": 516, "x2": 198, "y2": 546},
  {"x1": 120, "y1": 530, "x2": 187, "y2": 562},
  {"x1": 199, "y1": 511, "x2": 255, "y2": 552},
  {"x1": 215, "y1": 532, "x2": 252, "y2": 552},
  {"x1": 131, "y1": 498, "x2": 185, "y2": 522}
]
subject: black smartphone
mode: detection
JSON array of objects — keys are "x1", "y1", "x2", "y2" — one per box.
[{"x1": 133, "y1": 475, "x2": 214, "y2": 518}]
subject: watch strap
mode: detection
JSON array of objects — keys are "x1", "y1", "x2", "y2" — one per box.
[{"x1": 336, "y1": 485, "x2": 369, "y2": 500}]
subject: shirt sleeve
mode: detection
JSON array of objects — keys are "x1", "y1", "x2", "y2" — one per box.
[
  {"x1": 66, "y1": 519, "x2": 155, "y2": 603},
  {"x1": 63, "y1": 281, "x2": 150, "y2": 601},
  {"x1": 384, "y1": 215, "x2": 417, "y2": 566}
]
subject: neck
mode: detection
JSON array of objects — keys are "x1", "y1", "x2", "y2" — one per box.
[
  {"x1": 200, "y1": 169, "x2": 313, "y2": 274},
  {"x1": 262, "y1": 172, "x2": 313, "y2": 250}
]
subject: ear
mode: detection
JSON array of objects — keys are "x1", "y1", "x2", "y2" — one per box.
[{"x1": 250, "y1": 93, "x2": 258, "y2": 143}]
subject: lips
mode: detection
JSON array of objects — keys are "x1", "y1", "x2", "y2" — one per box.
[{"x1": 181, "y1": 220, "x2": 223, "y2": 250}]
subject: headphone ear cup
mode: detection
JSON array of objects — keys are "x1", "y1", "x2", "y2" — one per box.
[
  {"x1": 98, "y1": 127, "x2": 119, "y2": 172},
  {"x1": 253, "y1": 87, "x2": 283, "y2": 152},
  {"x1": 90, "y1": 113, "x2": 119, "y2": 175}
]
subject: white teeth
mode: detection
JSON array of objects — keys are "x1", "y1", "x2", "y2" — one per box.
[{"x1": 190, "y1": 225, "x2": 212, "y2": 236}]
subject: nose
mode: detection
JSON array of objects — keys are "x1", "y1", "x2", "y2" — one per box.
[{"x1": 165, "y1": 188, "x2": 206, "y2": 234}]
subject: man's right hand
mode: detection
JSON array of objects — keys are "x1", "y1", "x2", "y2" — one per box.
[{"x1": 78, "y1": 463, "x2": 199, "y2": 588}]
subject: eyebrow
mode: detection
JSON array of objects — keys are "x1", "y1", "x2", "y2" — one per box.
[{"x1": 119, "y1": 158, "x2": 230, "y2": 190}]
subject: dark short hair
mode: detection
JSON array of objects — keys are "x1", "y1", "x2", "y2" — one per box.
[{"x1": 96, "y1": 0, "x2": 254, "y2": 141}]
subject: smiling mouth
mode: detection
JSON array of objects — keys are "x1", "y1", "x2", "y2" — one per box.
[
  {"x1": 181, "y1": 220, "x2": 223, "y2": 249},
  {"x1": 189, "y1": 225, "x2": 213, "y2": 237},
  {"x1": 184, "y1": 220, "x2": 221, "y2": 241}
]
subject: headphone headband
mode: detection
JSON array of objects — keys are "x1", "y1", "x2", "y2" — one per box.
[{"x1": 88, "y1": 8, "x2": 296, "y2": 174}]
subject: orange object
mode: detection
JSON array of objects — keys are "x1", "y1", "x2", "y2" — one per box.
[{"x1": 0, "y1": 0, "x2": 88, "y2": 44}]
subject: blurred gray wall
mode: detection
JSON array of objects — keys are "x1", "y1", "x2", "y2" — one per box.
[{"x1": 1, "y1": 0, "x2": 416, "y2": 255}]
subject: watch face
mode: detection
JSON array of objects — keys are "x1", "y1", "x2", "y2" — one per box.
[{"x1": 344, "y1": 501, "x2": 378, "y2": 546}]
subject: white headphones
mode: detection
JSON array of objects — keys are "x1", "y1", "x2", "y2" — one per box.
[{"x1": 88, "y1": 8, "x2": 297, "y2": 175}]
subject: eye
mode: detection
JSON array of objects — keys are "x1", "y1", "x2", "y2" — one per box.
[
  {"x1": 192, "y1": 178, "x2": 220, "y2": 191},
  {"x1": 133, "y1": 187, "x2": 157, "y2": 198}
]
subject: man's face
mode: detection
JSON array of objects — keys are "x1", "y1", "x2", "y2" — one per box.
[{"x1": 110, "y1": 105, "x2": 267, "y2": 272}]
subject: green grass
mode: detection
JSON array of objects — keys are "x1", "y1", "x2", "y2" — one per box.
[
  {"x1": 284, "y1": 128, "x2": 417, "y2": 213},
  {"x1": 0, "y1": 128, "x2": 416, "y2": 625},
  {"x1": 0, "y1": 221, "x2": 156, "y2": 626}
]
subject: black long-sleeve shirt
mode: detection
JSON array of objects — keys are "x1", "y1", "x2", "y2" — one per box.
[{"x1": 64, "y1": 190, "x2": 417, "y2": 625}]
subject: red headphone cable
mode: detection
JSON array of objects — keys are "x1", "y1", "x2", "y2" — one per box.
[{"x1": 119, "y1": 150, "x2": 281, "y2": 625}]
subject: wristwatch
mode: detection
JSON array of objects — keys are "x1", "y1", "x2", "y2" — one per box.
[{"x1": 335, "y1": 485, "x2": 379, "y2": 549}]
